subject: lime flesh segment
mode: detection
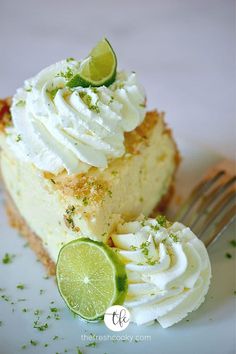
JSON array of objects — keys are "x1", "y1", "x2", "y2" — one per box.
[
  {"x1": 56, "y1": 238, "x2": 127, "y2": 321},
  {"x1": 67, "y1": 38, "x2": 117, "y2": 88}
]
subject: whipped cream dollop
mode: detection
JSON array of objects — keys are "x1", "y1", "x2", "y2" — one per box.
[
  {"x1": 7, "y1": 59, "x2": 145, "y2": 174},
  {"x1": 111, "y1": 216, "x2": 211, "y2": 328}
]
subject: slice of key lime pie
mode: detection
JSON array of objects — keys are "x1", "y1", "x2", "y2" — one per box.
[{"x1": 0, "y1": 39, "x2": 179, "y2": 274}]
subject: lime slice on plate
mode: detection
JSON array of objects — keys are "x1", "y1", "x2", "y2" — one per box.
[
  {"x1": 56, "y1": 238, "x2": 127, "y2": 321},
  {"x1": 67, "y1": 38, "x2": 117, "y2": 88}
]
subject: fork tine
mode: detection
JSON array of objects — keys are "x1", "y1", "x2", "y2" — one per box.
[
  {"x1": 196, "y1": 189, "x2": 236, "y2": 236},
  {"x1": 202, "y1": 205, "x2": 236, "y2": 247},
  {"x1": 175, "y1": 170, "x2": 225, "y2": 223},
  {"x1": 188, "y1": 175, "x2": 236, "y2": 229}
]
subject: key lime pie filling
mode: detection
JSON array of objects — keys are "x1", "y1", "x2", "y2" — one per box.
[{"x1": 0, "y1": 39, "x2": 211, "y2": 327}]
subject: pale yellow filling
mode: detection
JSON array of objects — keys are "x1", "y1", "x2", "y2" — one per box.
[{"x1": 0, "y1": 117, "x2": 177, "y2": 263}]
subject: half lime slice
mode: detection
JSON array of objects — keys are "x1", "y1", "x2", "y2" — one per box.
[
  {"x1": 56, "y1": 238, "x2": 127, "y2": 321},
  {"x1": 67, "y1": 38, "x2": 117, "y2": 88}
]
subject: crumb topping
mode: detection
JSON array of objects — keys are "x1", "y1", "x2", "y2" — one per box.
[
  {"x1": 44, "y1": 171, "x2": 109, "y2": 205},
  {"x1": 124, "y1": 110, "x2": 161, "y2": 154}
]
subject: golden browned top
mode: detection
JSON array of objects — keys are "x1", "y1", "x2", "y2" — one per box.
[
  {"x1": 125, "y1": 110, "x2": 162, "y2": 154},
  {"x1": 44, "y1": 171, "x2": 109, "y2": 205},
  {"x1": 0, "y1": 98, "x2": 12, "y2": 132}
]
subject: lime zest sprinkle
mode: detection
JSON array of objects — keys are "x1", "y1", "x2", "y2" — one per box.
[
  {"x1": 46, "y1": 87, "x2": 60, "y2": 100},
  {"x1": 16, "y1": 283, "x2": 25, "y2": 290},
  {"x1": 140, "y1": 241, "x2": 150, "y2": 256},
  {"x1": 169, "y1": 233, "x2": 179, "y2": 242},
  {"x1": 86, "y1": 342, "x2": 97, "y2": 347},
  {"x1": 7, "y1": 295, "x2": 14, "y2": 303},
  {"x1": 67, "y1": 205, "x2": 75, "y2": 212},
  {"x1": 229, "y1": 240, "x2": 236, "y2": 247},
  {"x1": 2, "y1": 253, "x2": 15, "y2": 264},
  {"x1": 15, "y1": 100, "x2": 26, "y2": 107},
  {"x1": 156, "y1": 215, "x2": 172, "y2": 228},
  {"x1": 82, "y1": 197, "x2": 89, "y2": 206},
  {"x1": 56, "y1": 67, "x2": 74, "y2": 80},
  {"x1": 30, "y1": 340, "x2": 38, "y2": 346},
  {"x1": 25, "y1": 85, "x2": 32, "y2": 92},
  {"x1": 33, "y1": 321, "x2": 48, "y2": 331},
  {"x1": 146, "y1": 258, "x2": 158, "y2": 266},
  {"x1": 156, "y1": 215, "x2": 167, "y2": 227},
  {"x1": 1, "y1": 294, "x2": 11, "y2": 302},
  {"x1": 50, "y1": 307, "x2": 59, "y2": 313},
  {"x1": 66, "y1": 57, "x2": 75, "y2": 62},
  {"x1": 150, "y1": 224, "x2": 160, "y2": 232},
  {"x1": 30, "y1": 339, "x2": 39, "y2": 347},
  {"x1": 34, "y1": 309, "x2": 42, "y2": 316},
  {"x1": 78, "y1": 91, "x2": 100, "y2": 113},
  {"x1": 109, "y1": 96, "x2": 114, "y2": 104},
  {"x1": 91, "y1": 87, "x2": 98, "y2": 93},
  {"x1": 16, "y1": 134, "x2": 22, "y2": 142},
  {"x1": 117, "y1": 83, "x2": 124, "y2": 89},
  {"x1": 139, "y1": 102, "x2": 146, "y2": 108}
]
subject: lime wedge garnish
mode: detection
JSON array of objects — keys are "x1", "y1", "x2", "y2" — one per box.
[
  {"x1": 56, "y1": 238, "x2": 127, "y2": 321},
  {"x1": 67, "y1": 38, "x2": 117, "y2": 88}
]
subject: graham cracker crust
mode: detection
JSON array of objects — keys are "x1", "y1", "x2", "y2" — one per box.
[
  {"x1": 3, "y1": 183, "x2": 176, "y2": 277},
  {"x1": 5, "y1": 192, "x2": 56, "y2": 275}
]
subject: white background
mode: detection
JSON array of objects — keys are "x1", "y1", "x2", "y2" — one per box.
[{"x1": 0, "y1": 0, "x2": 235, "y2": 158}]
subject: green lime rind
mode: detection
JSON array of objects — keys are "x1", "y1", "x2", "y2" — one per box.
[
  {"x1": 66, "y1": 69, "x2": 116, "y2": 88},
  {"x1": 56, "y1": 237, "x2": 127, "y2": 321},
  {"x1": 66, "y1": 38, "x2": 117, "y2": 88}
]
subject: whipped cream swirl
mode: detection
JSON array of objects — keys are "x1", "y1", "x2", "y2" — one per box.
[
  {"x1": 7, "y1": 59, "x2": 145, "y2": 174},
  {"x1": 111, "y1": 217, "x2": 211, "y2": 328}
]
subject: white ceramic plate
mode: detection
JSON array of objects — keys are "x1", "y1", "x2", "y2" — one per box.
[{"x1": 0, "y1": 139, "x2": 235, "y2": 354}]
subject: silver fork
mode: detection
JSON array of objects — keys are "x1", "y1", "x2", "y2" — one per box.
[{"x1": 175, "y1": 159, "x2": 236, "y2": 247}]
